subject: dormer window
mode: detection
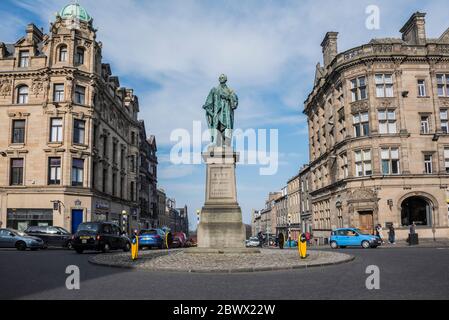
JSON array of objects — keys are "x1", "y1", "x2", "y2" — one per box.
[
  {"x1": 75, "y1": 48, "x2": 85, "y2": 65},
  {"x1": 59, "y1": 45, "x2": 68, "y2": 62},
  {"x1": 19, "y1": 51, "x2": 30, "y2": 68}
]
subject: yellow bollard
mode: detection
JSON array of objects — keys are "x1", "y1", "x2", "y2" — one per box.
[
  {"x1": 298, "y1": 233, "x2": 307, "y2": 259},
  {"x1": 131, "y1": 234, "x2": 139, "y2": 260}
]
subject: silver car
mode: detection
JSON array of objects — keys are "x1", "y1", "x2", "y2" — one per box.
[
  {"x1": 245, "y1": 237, "x2": 260, "y2": 247},
  {"x1": 0, "y1": 228, "x2": 44, "y2": 251}
]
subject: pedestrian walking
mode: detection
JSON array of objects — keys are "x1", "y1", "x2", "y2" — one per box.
[
  {"x1": 278, "y1": 233, "x2": 284, "y2": 249},
  {"x1": 257, "y1": 231, "x2": 263, "y2": 248},
  {"x1": 409, "y1": 222, "x2": 416, "y2": 234},
  {"x1": 388, "y1": 225, "x2": 396, "y2": 244},
  {"x1": 375, "y1": 224, "x2": 384, "y2": 244}
]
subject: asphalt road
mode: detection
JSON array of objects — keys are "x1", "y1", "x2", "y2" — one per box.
[{"x1": 1, "y1": 247, "x2": 448, "y2": 300}]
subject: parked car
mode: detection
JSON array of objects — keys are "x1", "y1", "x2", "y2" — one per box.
[
  {"x1": 330, "y1": 228, "x2": 381, "y2": 249},
  {"x1": 186, "y1": 235, "x2": 197, "y2": 247},
  {"x1": 24, "y1": 226, "x2": 72, "y2": 249},
  {"x1": 172, "y1": 232, "x2": 187, "y2": 248},
  {"x1": 72, "y1": 222, "x2": 131, "y2": 254},
  {"x1": 245, "y1": 237, "x2": 260, "y2": 247},
  {"x1": 138, "y1": 229, "x2": 166, "y2": 249},
  {"x1": 0, "y1": 228, "x2": 44, "y2": 251}
]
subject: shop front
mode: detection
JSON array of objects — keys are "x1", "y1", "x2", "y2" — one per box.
[{"x1": 7, "y1": 209, "x2": 53, "y2": 231}]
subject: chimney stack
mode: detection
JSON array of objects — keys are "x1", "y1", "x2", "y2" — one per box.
[
  {"x1": 321, "y1": 32, "x2": 338, "y2": 68},
  {"x1": 400, "y1": 12, "x2": 426, "y2": 45},
  {"x1": 26, "y1": 23, "x2": 43, "y2": 43}
]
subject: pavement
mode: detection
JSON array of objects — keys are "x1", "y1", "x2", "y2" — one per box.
[
  {"x1": 1, "y1": 246, "x2": 449, "y2": 299},
  {"x1": 88, "y1": 248, "x2": 354, "y2": 273}
]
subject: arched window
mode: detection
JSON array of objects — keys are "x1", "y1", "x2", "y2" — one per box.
[
  {"x1": 401, "y1": 196, "x2": 431, "y2": 226},
  {"x1": 17, "y1": 85, "x2": 28, "y2": 104},
  {"x1": 59, "y1": 45, "x2": 68, "y2": 62},
  {"x1": 75, "y1": 47, "x2": 85, "y2": 65}
]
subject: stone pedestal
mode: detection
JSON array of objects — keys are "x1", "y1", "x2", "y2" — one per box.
[{"x1": 197, "y1": 146, "x2": 246, "y2": 249}]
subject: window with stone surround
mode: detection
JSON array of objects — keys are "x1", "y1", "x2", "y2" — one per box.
[
  {"x1": 74, "y1": 85, "x2": 86, "y2": 104},
  {"x1": 444, "y1": 148, "x2": 449, "y2": 173},
  {"x1": 19, "y1": 50, "x2": 29, "y2": 68},
  {"x1": 440, "y1": 109, "x2": 448, "y2": 134},
  {"x1": 12, "y1": 119, "x2": 25, "y2": 144},
  {"x1": 48, "y1": 157, "x2": 61, "y2": 185},
  {"x1": 49, "y1": 118, "x2": 63, "y2": 142},
  {"x1": 350, "y1": 76, "x2": 367, "y2": 102},
  {"x1": 375, "y1": 74, "x2": 394, "y2": 98},
  {"x1": 436, "y1": 74, "x2": 449, "y2": 97},
  {"x1": 354, "y1": 149, "x2": 372, "y2": 177},
  {"x1": 59, "y1": 45, "x2": 68, "y2": 62},
  {"x1": 75, "y1": 47, "x2": 85, "y2": 65},
  {"x1": 417, "y1": 79, "x2": 427, "y2": 97},
  {"x1": 10, "y1": 158, "x2": 24, "y2": 186},
  {"x1": 17, "y1": 85, "x2": 28, "y2": 104},
  {"x1": 73, "y1": 119, "x2": 85, "y2": 144},
  {"x1": 420, "y1": 115, "x2": 430, "y2": 134},
  {"x1": 72, "y1": 159, "x2": 84, "y2": 187},
  {"x1": 353, "y1": 112, "x2": 369, "y2": 137},
  {"x1": 424, "y1": 154, "x2": 433, "y2": 174},
  {"x1": 378, "y1": 109, "x2": 397, "y2": 134},
  {"x1": 381, "y1": 147, "x2": 400, "y2": 175},
  {"x1": 53, "y1": 84, "x2": 65, "y2": 102}
]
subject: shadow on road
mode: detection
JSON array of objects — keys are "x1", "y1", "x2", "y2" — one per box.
[{"x1": 0, "y1": 249, "x2": 129, "y2": 299}]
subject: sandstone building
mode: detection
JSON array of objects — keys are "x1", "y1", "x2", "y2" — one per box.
[
  {"x1": 304, "y1": 12, "x2": 449, "y2": 241},
  {"x1": 286, "y1": 174, "x2": 301, "y2": 240},
  {"x1": 0, "y1": 4, "x2": 157, "y2": 233}
]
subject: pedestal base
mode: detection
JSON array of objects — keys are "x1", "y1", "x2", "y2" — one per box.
[
  {"x1": 197, "y1": 206, "x2": 246, "y2": 249},
  {"x1": 197, "y1": 146, "x2": 246, "y2": 249}
]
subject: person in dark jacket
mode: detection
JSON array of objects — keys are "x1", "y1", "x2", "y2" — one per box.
[
  {"x1": 388, "y1": 225, "x2": 396, "y2": 244},
  {"x1": 257, "y1": 232, "x2": 264, "y2": 248},
  {"x1": 278, "y1": 233, "x2": 284, "y2": 250}
]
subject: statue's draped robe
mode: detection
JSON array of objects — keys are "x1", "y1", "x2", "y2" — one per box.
[{"x1": 203, "y1": 85, "x2": 238, "y2": 145}]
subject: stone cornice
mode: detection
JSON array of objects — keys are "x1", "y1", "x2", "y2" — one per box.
[{"x1": 305, "y1": 43, "x2": 449, "y2": 113}]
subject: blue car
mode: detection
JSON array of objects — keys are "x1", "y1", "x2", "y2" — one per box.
[
  {"x1": 0, "y1": 228, "x2": 45, "y2": 251},
  {"x1": 138, "y1": 229, "x2": 166, "y2": 249},
  {"x1": 330, "y1": 228, "x2": 381, "y2": 249}
]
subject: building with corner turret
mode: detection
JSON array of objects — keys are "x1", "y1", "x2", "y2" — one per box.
[{"x1": 0, "y1": 3, "x2": 157, "y2": 234}]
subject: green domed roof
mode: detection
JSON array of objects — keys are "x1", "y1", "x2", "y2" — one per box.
[{"x1": 59, "y1": 3, "x2": 92, "y2": 22}]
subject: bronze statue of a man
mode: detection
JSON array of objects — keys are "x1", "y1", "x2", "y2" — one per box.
[{"x1": 203, "y1": 74, "x2": 238, "y2": 147}]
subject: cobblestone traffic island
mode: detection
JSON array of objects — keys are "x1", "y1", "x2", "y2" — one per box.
[{"x1": 88, "y1": 249, "x2": 354, "y2": 273}]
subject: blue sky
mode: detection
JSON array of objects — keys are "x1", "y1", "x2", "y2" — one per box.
[{"x1": 2, "y1": 0, "x2": 449, "y2": 229}]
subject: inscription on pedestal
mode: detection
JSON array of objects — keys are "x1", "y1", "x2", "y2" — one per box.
[{"x1": 210, "y1": 167, "x2": 233, "y2": 199}]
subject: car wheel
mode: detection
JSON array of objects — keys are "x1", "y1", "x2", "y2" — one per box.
[
  {"x1": 102, "y1": 243, "x2": 110, "y2": 253},
  {"x1": 330, "y1": 241, "x2": 338, "y2": 249},
  {"x1": 16, "y1": 241, "x2": 26, "y2": 251},
  {"x1": 123, "y1": 242, "x2": 131, "y2": 252},
  {"x1": 362, "y1": 240, "x2": 370, "y2": 249},
  {"x1": 75, "y1": 248, "x2": 83, "y2": 254}
]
